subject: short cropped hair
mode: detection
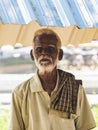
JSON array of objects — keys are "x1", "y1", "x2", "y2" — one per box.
[{"x1": 33, "y1": 28, "x2": 61, "y2": 49}]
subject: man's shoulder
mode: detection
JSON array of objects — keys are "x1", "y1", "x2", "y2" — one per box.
[
  {"x1": 13, "y1": 74, "x2": 36, "y2": 93},
  {"x1": 58, "y1": 69, "x2": 82, "y2": 85},
  {"x1": 58, "y1": 69, "x2": 75, "y2": 77}
]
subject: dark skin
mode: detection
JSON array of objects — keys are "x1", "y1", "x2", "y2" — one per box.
[
  {"x1": 30, "y1": 34, "x2": 63, "y2": 95},
  {"x1": 39, "y1": 68, "x2": 57, "y2": 95}
]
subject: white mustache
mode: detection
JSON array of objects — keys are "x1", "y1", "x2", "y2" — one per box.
[{"x1": 38, "y1": 55, "x2": 52, "y2": 63}]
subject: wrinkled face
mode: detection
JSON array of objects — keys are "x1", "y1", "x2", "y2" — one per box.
[{"x1": 33, "y1": 34, "x2": 60, "y2": 74}]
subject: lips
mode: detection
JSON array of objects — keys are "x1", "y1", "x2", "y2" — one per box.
[{"x1": 40, "y1": 58, "x2": 51, "y2": 65}]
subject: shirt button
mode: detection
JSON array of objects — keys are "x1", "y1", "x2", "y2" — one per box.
[{"x1": 48, "y1": 104, "x2": 50, "y2": 108}]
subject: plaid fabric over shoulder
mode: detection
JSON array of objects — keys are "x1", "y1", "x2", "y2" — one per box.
[{"x1": 51, "y1": 69, "x2": 80, "y2": 117}]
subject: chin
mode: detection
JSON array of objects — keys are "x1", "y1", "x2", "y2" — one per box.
[
  {"x1": 34, "y1": 56, "x2": 59, "y2": 75},
  {"x1": 37, "y1": 64, "x2": 55, "y2": 75}
]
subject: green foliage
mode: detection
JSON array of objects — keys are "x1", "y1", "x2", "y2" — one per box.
[
  {"x1": 0, "y1": 105, "x2": 98, "y2": 130},
  {"x1": 91, "y1": 105, "x2": 98, "y2": 130},
  {"x1": 0, "y1": 108, "x2": 10, "y2": 130}
]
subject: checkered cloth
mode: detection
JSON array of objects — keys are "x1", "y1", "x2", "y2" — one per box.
[{"x1": 51, "y1": 69, "x2": 80, "y2": 118}]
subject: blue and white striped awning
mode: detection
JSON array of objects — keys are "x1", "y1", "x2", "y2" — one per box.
[{"x1": 0, "y1": 0, "x2": 98, "y2": 28}]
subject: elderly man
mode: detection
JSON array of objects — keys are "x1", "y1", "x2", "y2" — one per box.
[{"x1": 9, "y1": 28, "x2": 96, "y2": 130}]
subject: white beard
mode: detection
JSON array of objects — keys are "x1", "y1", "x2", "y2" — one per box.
[{"x1": 34, "y1": 55, "x2": 59, "y2": 75}]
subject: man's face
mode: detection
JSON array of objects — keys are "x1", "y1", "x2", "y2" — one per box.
[{"x1": 33, "y1": 34, "x2": 59, "y2": 74}]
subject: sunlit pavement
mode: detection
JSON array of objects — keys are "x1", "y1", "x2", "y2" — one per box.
[
  {"x1": 0, "y1": 93, "x2": 98, "y2": 108},
  {"x1": 0, "y1": 70, "x2": 98, "y2": 93},
  {"x1": 0, "y1": 69, "x2": 98, "y2": 109}
]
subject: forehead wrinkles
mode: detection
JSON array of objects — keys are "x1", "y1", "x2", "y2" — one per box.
[{"x1": 34, "y1": 34, "x2": 58, "y2": 44}]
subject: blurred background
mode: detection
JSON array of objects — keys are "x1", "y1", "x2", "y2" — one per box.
[
  {"x1": 0, "y1": 44, "x2": 98, "y2": 130},
  {"x1": 0, "y1": 0, "x2": 98, "y2": 129},
  {"x1": 0, "y1": 44, "x2": 98, "y2": 93}
]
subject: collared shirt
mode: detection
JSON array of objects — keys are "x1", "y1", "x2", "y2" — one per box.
[{"x1": 9, "y1": 71, "x2": 96, "y2": 130}]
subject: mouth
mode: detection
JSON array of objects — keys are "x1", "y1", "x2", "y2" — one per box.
[{"x1": 40, "y1": 58, "x2": 51, "y2": 65}]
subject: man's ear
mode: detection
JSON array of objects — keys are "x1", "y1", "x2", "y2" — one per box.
[
  {"x1": 30, "y1": 49, "x2": 34, "y2": 61},
  {"x1": 58, "y1": 49, "x2": 63, "y2": 60}
]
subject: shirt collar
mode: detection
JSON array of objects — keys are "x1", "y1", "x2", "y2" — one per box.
[
  {"x1": 30, "y1": 71, "x2": 44, "y2": 92},
  {"x1": 30, "y1": 70, "x2": 59, "y2": 93}
]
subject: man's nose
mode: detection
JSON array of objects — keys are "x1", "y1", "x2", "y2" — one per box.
[{"x1": 41, "y1": 48, "x2": 49, "y2": 54}]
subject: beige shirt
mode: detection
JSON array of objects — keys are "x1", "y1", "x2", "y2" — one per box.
[{"x1": 9, "y1": 71, "x2": 96, "y2": 130}]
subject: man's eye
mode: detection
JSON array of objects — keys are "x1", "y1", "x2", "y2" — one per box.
[
  {"x1": 35, "y1": 47, "x2": 42, "y2": 53},
  {"x1": 35, "y1": 47, "x2": 57, "y2": 54},
  {"x1": 49, "y1": 47, "x2": 57, "y2": 52}
]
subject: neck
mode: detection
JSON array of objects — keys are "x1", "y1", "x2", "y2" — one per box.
[{"x1": 38, "y1": 68, "x2": 57, "y2": 95}]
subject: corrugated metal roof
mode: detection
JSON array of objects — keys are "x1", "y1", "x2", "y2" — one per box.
[
  {"x1": 0, "y1": 21, "x2": 98, "y2": 47},
  {"x1": 0, "y1": 0, "x2": 98, "y2": 28}
]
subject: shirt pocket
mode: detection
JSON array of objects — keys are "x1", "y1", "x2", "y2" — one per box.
[
  {"x1": 49, "y1": 109, "x2": 76, "y2": 130},
  {"x1": 49, "y1": 108, "x2": 78, "y2": 119}
]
